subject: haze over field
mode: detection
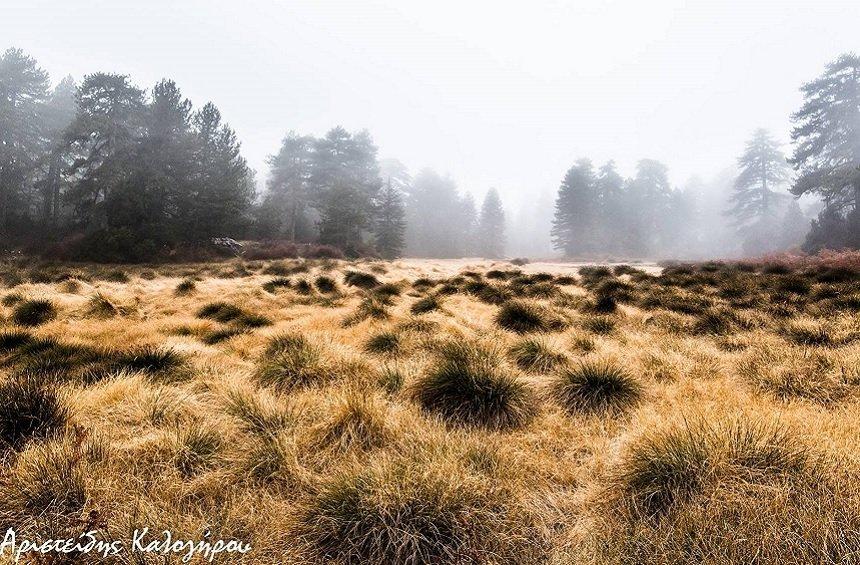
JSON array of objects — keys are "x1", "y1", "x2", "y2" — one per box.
[{"x1": 4, "y1": 0, "x2": 858, "y2": 199}]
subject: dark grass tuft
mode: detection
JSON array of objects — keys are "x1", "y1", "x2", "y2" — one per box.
[
  {"x1": 315, "y1": 275, "x2": 337, "y2": 293},
  {"x1": 262, "y1": 277, "x2": 292, "y2": 293},
  {"x1": 294, "y1": 279, "x2": 314, "y2": 295},
  {"x1": 0, "y1": 329, "x2": 35, "y2": 353},
  {"x1": 87, "y1": 292, "x2": 118, "y2": 318},
  {"x1": 2, "y1": 292, "x2": 23, "y2": 307},
  {"x1": 201, "y1": 327, "x2": 248, "y2": 345},
  {"x1": 0, "y1": 376, "x2": 68, "y2": 449},
  {"x1": 412, "y1": 341, "x2": 537, "y2": 429},
  {"x1": 13, "y1": 299, "x2": 57, "y2": 327},
  {"x1": 174, "y1": 278, "x2": 197, "y2": 295},
  {"x1": 364, "y1": 331, "x2": 401, "y2": 355},
  {"x1": 344, "y1": 271, "x2": 380, "y2": 289},
  {"x1": 196, "y1": 302, "x2": 244, "y2": 323},
  {"x1": 551, "y1": 359, "x2": 642, "y2": 415},
  {"x1": 411, "y1": 295, "x2": 442, "y2": 314},
  {"x1": 112, "y1": 345, "x2": 187, "y2": 380},
  {"x1": 298, "y1": 460, "x2": 508, "y2": 564},
  {"x1": 495, "y1": 300, "x2": 565, "y2": 334}
]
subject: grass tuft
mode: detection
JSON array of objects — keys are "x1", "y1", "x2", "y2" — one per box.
[
  {"x1": 13, "y1": 299, "x2": 57, "y2": 327},
  {"x1": 412, "y1": 341, "x2": 537, "y2": 429},
  {"x1": 551, "y1": 359, "x2": 642, "y2": 415}
]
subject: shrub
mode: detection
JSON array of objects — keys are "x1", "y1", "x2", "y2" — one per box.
[
  {"x1": 13, "y1": 299, "x2": 56, "y2": 327},
  {"x1": 508, "y1": 338, "x2": 567, "y2": 373},
  {"x1": 495, "y1": 300, "x2": 565, "y2": 334},
  {"x1": 256, "y1": 334, "x2": 334, "y2": 391},
  {"x1": 510, "y1": 257, "x2": 530, "y2": 265},
  {"x1": 412, "y1": 341, "x2": 537, "y2": 429},
  {"x1": 344, "y1": 271, "x2": 380, "y2": 289},
  {"x1": 0, "y1": 377, "x2": 68, "y2": 449},
  {"x1": 551, "y1": 359, "x2": 641, "y2": 415},
  {"x1": 411, "y1": 295, "x2": 441, "y2": 314}
]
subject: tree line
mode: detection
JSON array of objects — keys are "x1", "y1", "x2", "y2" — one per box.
[
  {"x1": 552, "y1": 52, "x2": 860, "y2": 258},
  {"x1": 0, "y1": 47, "x2": 509, "y2": 261},
  {"x1": 3, "y1": 47, "x2": 858, "y2": 262}
]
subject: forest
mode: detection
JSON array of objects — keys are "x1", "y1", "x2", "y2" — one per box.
[{"x1": 1, "y1": 47, "x2": 859, "y2": 262}]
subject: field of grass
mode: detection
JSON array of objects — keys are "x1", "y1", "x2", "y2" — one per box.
[{"x1": 1, "y1": 256, "x2": 859, "y2": 563}]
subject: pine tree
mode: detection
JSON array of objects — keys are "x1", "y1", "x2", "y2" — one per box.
[
  {"x1": 551, "y1": 159, "x2": 597, "y2": 256},
  {"x1": 261, "y1": 132, "x2": 314, "y2": 240},
  {"x1": 790, "y1": 53, "x2": 860, "y2": 250},
  {"x1": 727, "y1": 129, "x2": 791, "y2": 253},
  {"x1": 310, "y1": 127, "x2": 381, "y2": 254},
  {"x1": 728, "y1": 129, "x2": 790, "y2": 224},
  {"x1": 405, "y1": 168, "x2": 467, "y2": 258},
  {"x1": 626, "y1": 159, "x2": 673, "y2": 256},
  {"x1": 373, "y1": 178, "x2": 406, "y2": 259},
  {"x1": 0, "y1": 48, "x2": 49, "y2": 235},
  {"x1": 477, "y1": 188, "x2": 506, "y2": 258}
]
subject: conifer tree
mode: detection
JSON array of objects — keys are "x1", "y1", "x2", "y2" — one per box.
[
  {"x1": 790, "y1": 53, "x2": 860, "y2": 250},
  {"x1": 477, "y1": 188, "x2": 506, "y2": 258},
  {"x1": 373, "y1": 178, "x2": 407, "y2": 259}
]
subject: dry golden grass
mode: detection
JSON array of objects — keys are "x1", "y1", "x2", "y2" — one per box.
[{"x1": 0, "y1": 256, "x2": 858, "y2": 563}]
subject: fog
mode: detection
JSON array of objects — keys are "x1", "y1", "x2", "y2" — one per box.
[{"x1": 2, "y1": 0, "x2": 859, "y2": 261}]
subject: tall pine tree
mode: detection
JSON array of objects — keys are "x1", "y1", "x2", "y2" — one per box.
[
  {"x1": 727, "y1": 129, "x2": 791, "y2": 254},
  {"x1": 373, "y1": 178, "x2": 406, "y2": 259},
  {"x1": 790, "y1": 53, "x2": 860, "y2": 250},
  {"x1": 477, "y1": 188, "x2": 506, "y2": 258},
  {"x1": 551, "y1": 159, "x2": 597, "y2": 256}
]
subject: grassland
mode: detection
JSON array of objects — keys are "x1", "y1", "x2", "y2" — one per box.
[{"x1": 0, "y1": 256, "x2": 859, "y2": 563}]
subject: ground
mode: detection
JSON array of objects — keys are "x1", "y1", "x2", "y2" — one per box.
[{"x1": 0, "y1": 257, "x2": 858, "y2": 563}]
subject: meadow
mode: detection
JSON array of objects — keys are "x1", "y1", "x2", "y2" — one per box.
[{"x1": 0, "y1": 254, "x2": 859, "y2": 563}]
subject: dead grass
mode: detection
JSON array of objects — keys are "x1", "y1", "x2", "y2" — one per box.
[{"x1": 0, "y1": 257, "x2": 857, "y2": 562}]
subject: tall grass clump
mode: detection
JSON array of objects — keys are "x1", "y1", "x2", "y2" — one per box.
[
  {"x1": 364, "y1": 331, "x2": 401, "y2": 355},
  {"x1": 0, "y1": 376, "x2": 68, "y2": 449},
  {"x1": 617, "y1": 418, "x2": 812, "y2": 518},
  {"x1": 174, "y1": 278, "x2": 197, "y2": 295},
  {"x1": 315, "y1": 389, "x2": 390, "y2": 451},
  {"x1": 225, "y1": 387, "x2": 293, "y2": 436},
  {"x1": 12, "y1": 299, "x2": 56, "y2": 327},
  {"x1": 495, "y1": 300, "x2": 565, "y2": 333},
  {"x1": 551, "y1": 359, "x2": 642, "y2": 415},
  {"x1": 508, "y1": 337, "x2": 567, "y2": 373},
  {"x1": 256, "y1": 334, "x2": 334, "y2": 391},
  {"x1": 87, "y1": 292, "x2": 118, "y2": 318},
  {"x1": 344, "y1": 271, "x2": 380, "y2": 289},
  {"x1": 298, "y1": 457, "x2": 535, "y2": 564},
  {"x1": 411, "y1": 294, "x2": 441, "y2": 314},
  {"x1": 412, "y1": 341, "x2": 537, "y2": 429}
]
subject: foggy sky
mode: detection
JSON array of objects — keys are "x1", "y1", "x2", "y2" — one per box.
[{"x1": 3, "y1": 0, "x2": 858, "y2": 206}]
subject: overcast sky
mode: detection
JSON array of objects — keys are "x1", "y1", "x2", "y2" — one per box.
[{"x1": 3, "y1": 0, "x2": 859, "y2": 206}]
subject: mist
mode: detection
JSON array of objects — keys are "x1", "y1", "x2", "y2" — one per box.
[{"x1": 1, "y1": 1, "x2": 859, "y2": 261}]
